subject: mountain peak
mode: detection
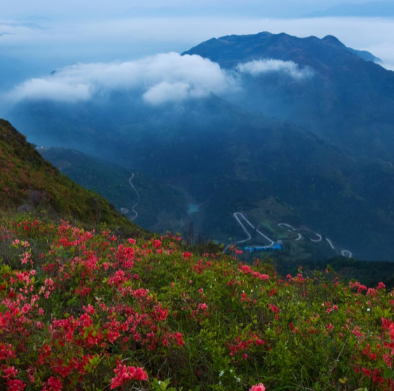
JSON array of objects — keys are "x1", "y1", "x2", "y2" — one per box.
[
  {"x1": 322, "y1": 35, "x2": 345, "y2": 47},
  {"x1": 183, "y1": 31, "x2": 381, "y2": 69}
]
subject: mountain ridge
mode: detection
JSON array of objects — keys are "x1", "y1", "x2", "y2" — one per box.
[
  {"x1": 183, "y1": 31, "x2": 394, "y2": 162},
  {"x1": 6, "y1": 31, "x2": 394, "y2": 260},
  {"x1": 0, "y1": 119, "x2": 144, "y2": 234}
]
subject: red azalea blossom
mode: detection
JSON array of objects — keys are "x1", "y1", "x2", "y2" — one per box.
[
  {"x1": 6, "y1": 379, "x2": 26, "y2": 391},
  {"x1": 110, "y1": 363, "x2": 148, "y2": 389},
  {"x1": 250, "y1": 383, "x2": 266, "y2": 391}
]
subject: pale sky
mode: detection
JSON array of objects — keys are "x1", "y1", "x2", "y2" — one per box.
[
  {"x1": 0, "y1": 0, "x2": 378, "y2": 19},
  {"x1": 0, "y1": 0, "x2": 393, "y2": 92}
]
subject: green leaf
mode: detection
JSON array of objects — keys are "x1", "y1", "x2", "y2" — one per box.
[{"x1": 383, "y1": 368, "x2": 393, "y2": 379}]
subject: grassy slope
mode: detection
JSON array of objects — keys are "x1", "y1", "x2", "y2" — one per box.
[{"x1": 0, "y1": 119, "x2": 144, "y2": 234}]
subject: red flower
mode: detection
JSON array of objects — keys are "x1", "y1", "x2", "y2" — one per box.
[
  {"x1": 110, "y1": 363, "x2": 148, "y2": 389},
  {"x1": 6, "y1": 379, "x2": 26, "y2": 391},
  {"x1": 42, "y1": 377, "x2": 62, "y2": 391},
  {"x1": 250, "y1": 383, "x2": 266, "y2": 391},
  {"x1": 2, "y1": 366, "x2": 18, "y2": 379}
]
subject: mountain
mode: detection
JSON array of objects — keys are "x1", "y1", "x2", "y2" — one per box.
[
  {"x1": 346, "y1": 47, "x2": 381, "y2": 63},
  {"x1": 184, "y1": 32, "x2": 381, "y2": 66},
  {"x1": 9, "y1": 92, "x2": 394, "y2": 260},
  {"x1": 183, "y1": 32, "x2": 394, "y2": 161},
  {"x1": 304, "y1": 1, "x2": 394, "y2": 18},
  {"x1": 0, "y1": 119, "x2": 144, "y2": 233},
  {"x1": 40, "y1": 147, "x2": 190, "y2": 233},
  {"x1": 7, "y1": 31, "x2": 394, "y2": 260}
]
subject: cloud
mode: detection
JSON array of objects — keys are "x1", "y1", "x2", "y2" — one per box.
[
  {"x1": 11, "y1": 78, "x2": 91, "y2": 102},
  {"x1": 143, "y1": 82, "x2": 190, "y2": 104},
  {"x1": 237, "y1": 59, "x2": 313, "y2": 79},
  {"x1": 7, "y1": 52, "x2": 237, "y2": 104},
  {"x1": 7, "y1": 53, "x2": 313, "y2": 105}
]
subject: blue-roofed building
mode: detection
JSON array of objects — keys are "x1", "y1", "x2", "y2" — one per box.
[{"x1": 244, "y1": 244, "x2": 282, "y2": 253}]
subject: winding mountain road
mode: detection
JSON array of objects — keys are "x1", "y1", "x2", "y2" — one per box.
[
  {"x1": 277, "y1": 223, "x2": 352, "y2": 258},
  {"x1": 310, "y1": 233, "x2": 323, "y2": 242},
  {"x1": 126, "y1": 173, "x2": 140, "y2": 221},
  {"x1": 341, "y1": 250, "x2": 352, "y2": 258},
  {"x1": 326, "y1": 238, "x2": 335, "y2": 250},
  {"x1": 224, "y1": 212, "x2": 275, "y2": 253}
]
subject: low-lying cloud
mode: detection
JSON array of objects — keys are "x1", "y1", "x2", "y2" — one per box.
[
  {"x1": 7, "y1": 53, "x2": 312, "y2": 105},
  {"x1": 237, "y1": 59, "x2": 313, "y2": 79},
  {"x1": 11, "y1": 78, "x2": 91, "y2": 102},
  {"x1": 8, "y1": 53, "x2": 236, "y2": 104}
]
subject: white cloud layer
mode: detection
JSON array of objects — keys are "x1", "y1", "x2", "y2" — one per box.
[
  {"x1": 8, "y1": 53, "x2": 237, "y2": 104},
  {"x1": 237, "y1": 59, "x2": 313, "y2": 79},
  {"x1": 11, "y1": 78, "x2": 91, "y2": 102},
  {"x1": 7, "y1": 53, "x2": 313, "y2": 105}
]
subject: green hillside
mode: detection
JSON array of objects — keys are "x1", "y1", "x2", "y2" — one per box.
[{"x1": 0, "y1": 119, "x2": 144, "y2": 234}]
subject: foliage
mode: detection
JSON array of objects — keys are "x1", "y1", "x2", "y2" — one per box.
[
  {"x1": 274, "y1": 256, "x2": 394, "y2": 290},
  {"x1": 1, "y1": 216, "x2": 394, "y2": 390},
  {"x1": 0, "y1": 119, "x2": 142, "y2": 231}
]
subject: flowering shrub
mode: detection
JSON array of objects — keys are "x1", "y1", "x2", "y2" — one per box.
[{"x1": 1, "y1": 217, "x2": 394, "y2": 390}]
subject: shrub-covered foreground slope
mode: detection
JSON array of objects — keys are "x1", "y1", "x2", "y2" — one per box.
[
  {"x1": 1, "y1": 217, "x2": 394, "y2": 391},
  {"x1": 0, "y1": 119, "x2": 142, "y2": 232}
]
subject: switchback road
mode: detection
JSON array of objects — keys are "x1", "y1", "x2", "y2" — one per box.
[
  {"x1": 224, "y1": 212, "x2": 274, "y2": 253},
  {"x1": 277, "y1": 223, "x2": 352, "y2": 258},
  {"x1": 121, "y1": 173, "x2": 140, "y2": 221}
]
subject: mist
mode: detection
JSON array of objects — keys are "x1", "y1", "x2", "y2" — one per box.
[
  {"x1": 5, "y1": 55, "x2": 319, "y2": 109},
  {"x1": 237, "y1": 60, "x2": 314, "y2": 79}
]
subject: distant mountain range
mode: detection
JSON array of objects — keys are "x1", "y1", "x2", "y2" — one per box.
[
  {"x1": 184, "y1": 32, "x2": 393, "y2": 160},
  {"x1": 304, "y1": 1, "x2": 394, "y2": 18},
  {"x1": 7, "y1": 32, "x2": 394, "y2": 260}
]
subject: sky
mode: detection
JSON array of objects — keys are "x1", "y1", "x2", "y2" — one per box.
[
  {"x1": 0, "y1": 0, "x2": 394, "y2": 109},
  {"x1": 0, "y1": 0, "x2": 375, "y2": 19},
  {"x1": 1, "y1": 14, "x2": 393, "y2": 68}
]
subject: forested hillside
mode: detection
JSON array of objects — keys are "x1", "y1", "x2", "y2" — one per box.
[{"x1": 0, "y1": 119, "x2": 143, "y2": 233}]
